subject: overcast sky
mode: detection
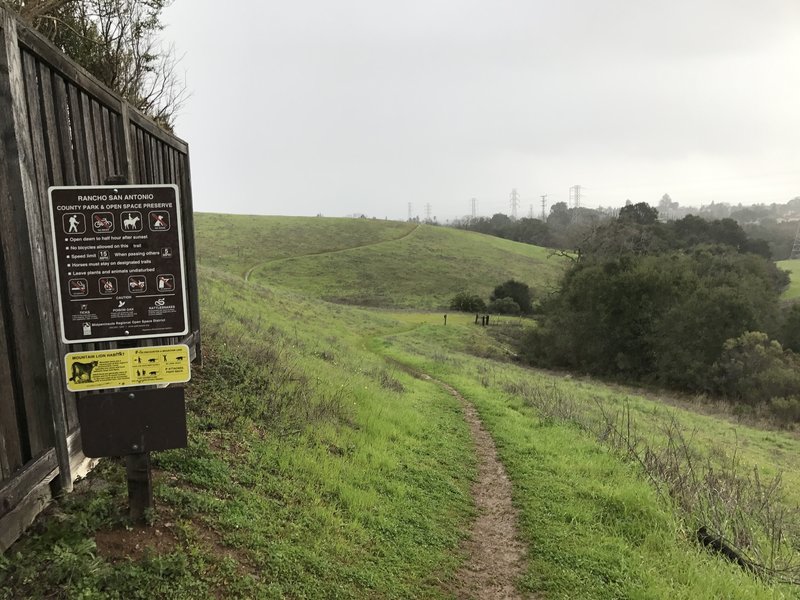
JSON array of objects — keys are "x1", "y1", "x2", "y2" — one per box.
[{"x1": 163, "y1": 1, "x2": 800, "y2": 221}]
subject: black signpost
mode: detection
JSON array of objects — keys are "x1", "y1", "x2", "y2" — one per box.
[
  {"x1": 49, "y1": 180, "x2": 192, "y2": 523},
  {"x1": 49, "y1": 184, "x2": 189, "y2": 343}
]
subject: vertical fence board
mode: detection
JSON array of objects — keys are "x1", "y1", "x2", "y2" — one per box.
[
  {"x1": 38, "y1": 63, "x2": 62, "y2": 183},
  {"x1": 67, "y1": 84, "x2": 89, "y2": 183},
  {"x1": 0, "y1": 274, "x2": 23, "y2": 480},
  {"x1": 52, "y1": 75, "x2": 76, "y2": 185}
]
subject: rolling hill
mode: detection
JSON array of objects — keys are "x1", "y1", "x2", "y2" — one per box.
[{"x1": 195, "y1": 214, "x2": 565, "y2": 309}]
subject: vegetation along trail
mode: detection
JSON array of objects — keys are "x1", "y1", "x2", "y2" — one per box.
[{"x1": 416, "y1": 368, "x2": 528, "y2": 599}]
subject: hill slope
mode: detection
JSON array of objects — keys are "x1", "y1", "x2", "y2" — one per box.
[{"x1": 236, "y1": 218, "x2": 563, "y2": 309}]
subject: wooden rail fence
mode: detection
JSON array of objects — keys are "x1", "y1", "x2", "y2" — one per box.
[{"x1": 0, "y1": 6, "x2": 200, "y2": 551}]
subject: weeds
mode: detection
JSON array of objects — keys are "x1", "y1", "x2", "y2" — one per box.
[{"x1": 508, "y1": 377, "x2": 800, "y2": 583}]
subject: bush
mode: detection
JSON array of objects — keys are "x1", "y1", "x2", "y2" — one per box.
[
  {"x1": 488, "y1": 297, "x2": 520, "y2": 315},
  {"x1": 491, "y1": 280, "x2": 533, "y2": 313},
  {"x1": 449, "y1": 292, "x2": 486, "y2": 312},
  {"x1": 767, "y1": 397, "x2": 800, "y2": 425},
  {"x1": 712, "y1": 331, "x2": 800, "y2": 405}
]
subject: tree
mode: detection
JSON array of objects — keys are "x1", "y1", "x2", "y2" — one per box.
[
  {"x1": 9, "y1": 0, "x2": 186, "y2": 128},
  {"x1": 488, "y1": 297, "x2": 520, "y2": 315},
  {"x1": 618, "y1": 202, "x2": 658, "y2": 225},
  {"x1": 490, "y1": 280, "x2": 532, "y2": 314},
  {"x1": 450, "y1": 292, "x2": 486, "y2": 313}
]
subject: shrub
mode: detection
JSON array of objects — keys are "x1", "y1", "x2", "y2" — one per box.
[
  {"x1": 712, "y1": 331, "x2": 800, "y2": 405},
  {"x1": 488, "y1": 297, "x2": 520, "y2": 315},
  {"x1": 449, "y1": 292, "x2": 486, "y2": 312},
  {"x1": 491, "y1": 280, "x2": 533, "y2": 313},
  {"x1": 767, "y1": 396, "x2": 800, "y2": 425}
]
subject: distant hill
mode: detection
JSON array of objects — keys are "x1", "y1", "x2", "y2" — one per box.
[{"x1": 195, "y1": 215, "x2": 564, "y2": 310}]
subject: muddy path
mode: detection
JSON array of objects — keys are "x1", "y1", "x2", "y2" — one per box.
[{"x1": 418, "y1": 373, "x2": 530, "y2": 599}]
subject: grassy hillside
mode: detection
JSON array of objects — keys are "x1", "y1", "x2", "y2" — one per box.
[
  {"x1": 246, "y1": 220, "x2": 563, "y2": 309},
  {"x1": 194, "y1": 214, "x2": 417, "y2": 278},
  {"x1": 3, "y1": 217, "x2": 798, "y2": 598}
]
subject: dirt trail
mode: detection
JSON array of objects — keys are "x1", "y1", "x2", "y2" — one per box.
[{"x1": 420, "y1": 374, "x2": 529, "y2": 600}]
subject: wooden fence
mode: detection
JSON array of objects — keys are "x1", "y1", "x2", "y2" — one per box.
[{"x1": 0, "y1": 7, "x2": 200, "y2": 551}]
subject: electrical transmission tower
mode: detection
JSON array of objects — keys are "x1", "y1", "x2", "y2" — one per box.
[
  {"x1": 569, "y1": 185, "x2": 583, "y2": 210},
  {"x1": 569, "y1": 185, "x2": 584, "y2": 224},
  {"x1": 528, "y1": 204, "x2": 534, "y2": 219},
  {"x1": 791, "y1": 222, "x2": 800, "y2": 259},
  {"x1": 471, "y1": 197, "x2": 477, "y2": 219},
  {"x1": 510, "y1": 188, "x2": 520, "y2": 220},
  {"x1": 540, "y1": 194, "x2": 547, "y2": 220},
  {"x1": 425, "y1": 203, "x2": 432, "y2": 222},
  {"x1": 407, "y1": 202, "x2": 412, "y2": 221}
]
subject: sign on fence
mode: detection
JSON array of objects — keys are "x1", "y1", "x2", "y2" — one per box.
[
  {"x1": 48, "y1": 184, "x2": 189, "y2": 343},
  {"x1": 65, "y1": 344, "x2": 191, "y2": 392}
]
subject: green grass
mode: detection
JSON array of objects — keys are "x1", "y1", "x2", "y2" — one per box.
[
  {"x1": 3, "y1": 216, "x2": 798, "y2": 598},
  {"x1": 377, "y1": 323, "x2": 799, "y2": 598},
  {"x1": 778, "y1": 258, "x2": 800, "y2": 300},
  {"x1": 194, "y1": 214, "x2": 417, "y2": 278},
  {"x1": 249, "y1": 222, "x2": 564, "y2": 309}
]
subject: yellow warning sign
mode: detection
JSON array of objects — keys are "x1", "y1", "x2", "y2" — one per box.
[{"x1": 65, "y1": 344, "x2": 190, "y2": 392}]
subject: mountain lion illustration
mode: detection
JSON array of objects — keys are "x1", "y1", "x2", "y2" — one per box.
[{"x1": 69, "y1": 360, "x2": 98, "y2": 383}]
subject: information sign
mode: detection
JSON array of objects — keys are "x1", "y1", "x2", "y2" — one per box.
[
  {"x1": 65, "y1": 344, "x2": 191, "y2": 392},
  {"x1": 49, "y1": 185, "x2": 189, "y2": 343}
]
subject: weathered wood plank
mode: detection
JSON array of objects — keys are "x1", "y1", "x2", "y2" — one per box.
[
  {"x1": 80, "y1": 92, "x2": 99, "y2": 182},
  {"x1": 37, "y1": 62, "x2": 63, "y2": 183},
  {"x1": 66, "y1": 83, "x2": 89, "y2": 184},
  {"x1": 51, "y1": 74, "x2": 76, "y2": 185},
  {"x1": 102, "y1": 106, "x2": 118, "y2": 176},
  {"x1": 128, "y1": 108, "x2": 188, "y2": 154},
  {"x1": 90, "y1": 99, "x2": 108, "y2": 181},
  {"x1": 178, "y1": 150, "x2": 202, "y2": 361},
  {"x1": 0, "y1": 13, "x2": 54, "y2": 458},
  {"x1": 0, "y1": 449, "x2": 56, "y2": 520},
  {"x1": 0, "y1": 464, "x2": 56, "y2": 552},
  {"x1": 119, "y1": 103, "x2": 136, "y2": 183},
  {"x1": 137, "y1": 126, "x2": 148, "y2": 183},
  {"x1": 0, "y1": 275, "x2": 24, "y2": 481}
]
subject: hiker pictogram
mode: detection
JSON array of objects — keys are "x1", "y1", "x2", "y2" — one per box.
[{"x1": 63, "y1": 213, "x2": 85, "y2": 234}]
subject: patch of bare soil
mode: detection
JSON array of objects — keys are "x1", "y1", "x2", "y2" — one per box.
[
  {"x1": 95, "y1": 521, "x2": 178, "y2": 563},
  {"x1": 422, "y1": 374, "x2": 530, "y2": 600}
]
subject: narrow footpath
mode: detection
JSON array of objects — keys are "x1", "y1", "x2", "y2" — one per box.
[{"x1": 419, "y1": 374, "x2": 529, "y2": 600}]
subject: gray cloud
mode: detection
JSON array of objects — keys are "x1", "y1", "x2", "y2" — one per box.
[{"x1": 165, "y1": 0, "x2": 800, "y2": 219}]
